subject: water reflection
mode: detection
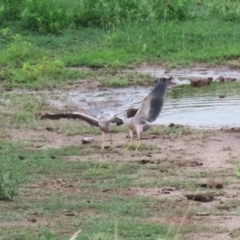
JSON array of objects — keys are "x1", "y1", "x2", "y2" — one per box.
[
  {"x1": 161, "y1": 82, "x2": 240, "y2": 128},
  {"x1": 49, "y1": 81, "x2": 240, "y2": 128}
]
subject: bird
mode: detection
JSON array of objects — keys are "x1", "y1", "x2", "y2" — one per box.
[
  {"x1": 40, "y1": 108, "x2": 138, "y2": 151},
  {"x1": 114, "y1": 79, "x2": 167, "y2": 151}
]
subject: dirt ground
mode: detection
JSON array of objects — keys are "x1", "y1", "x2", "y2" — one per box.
[
  {"x1": 5, "y1": 123, "x2": 240, "y2": 240},
  {"x1": 1, "y1": 66, "x2": 240, "y2": 239}
]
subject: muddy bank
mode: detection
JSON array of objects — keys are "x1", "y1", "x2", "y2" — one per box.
[{"x1": 1, "y1": 66, "x2": 240, "y2": 129}]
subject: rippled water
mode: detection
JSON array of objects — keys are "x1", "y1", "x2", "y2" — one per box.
[
  {"x1": 162, "y1": 83, "x2": 240, "y2": 128},
  {"x1": 48, "y1": 79, "x2": 240, "y2": 128},
  {"x1": 48, "y1": 66, "x2": 240, "y2": 128},
  {"x1": 2, "y1": 67, "x2": 240, "y2": 128}
]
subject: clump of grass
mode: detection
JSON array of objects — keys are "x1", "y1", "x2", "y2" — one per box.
[
  {"x1": 208, "y1": 0, "x2": 240, "y2": 21},
  {"x1": 149, "y1": 125, "x2": 192, "y2": 139},
  {"x1": 236, "y1": 165, "x2": 240, "y2": 179},
  {"x1": 1, "y1": 0, "x2": 190, "y2": 33},
  {"x1": 0, "y1": 161, "x2": 18, "y2": 201},
  {"x1": 10, "y1": 111, "x2": 35, "y2": 127},
  {"x1": 101, "y1": 72, "x2": 155, "y2": 87}
]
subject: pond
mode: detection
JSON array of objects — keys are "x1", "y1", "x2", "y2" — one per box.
[{"x1": 47, "y1": 66, "x2": 240, "y2": 128}]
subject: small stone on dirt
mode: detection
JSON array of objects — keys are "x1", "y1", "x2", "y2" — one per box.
[
  {"x1": 144, "y1": 233, "x2": 152, "y2": 237},
  {"x1": 221, "y1": 127, "x2": 240, "y2": 133},
  {"x1": 219, "y1": 94, "x2": 226, "y2": 99},
  {"x1": 189, "y1": 77, "x2": 212, "y2": 87},
  {"x1": 199, "y1": 182, "x2": 223, "y2": 189},
  {"x1": 65, "y1": 213, "x2": 75, "y2": 217},
  {"x1": 138, "y1": 159, "x2": 154, "y2": 164},
  {"x1": 28, "y1": 218, "x2": 37, "y2": 223},
  {"x1": 178, "y1": 160, "x2": 203, "y2": 167},
  {"x1": 169, "y1": 123, "x2": 184, "y2": 128},
  {"x1": 82, "y1": 137, "x2": 93, "y2": 144},
  {"x1": 18, "y1": 155, "x2": 25, "y2": 160},
  {"x1": 102, "y1": 189, "x2": 111, "y2": 192},
  {"x1": 196, "y1": 212, "x2": 210, "y2": 216},
  {"x1": 185, "y1": 192, "x2": 214, "y2": 202},
  {"x1": 216, "y1": 76, "x2": 237, "y2": 82}
]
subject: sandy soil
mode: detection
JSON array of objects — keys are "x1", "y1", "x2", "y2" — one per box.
[{"x1": 4, "y1": 124, "x2": 240, "y2": 240}]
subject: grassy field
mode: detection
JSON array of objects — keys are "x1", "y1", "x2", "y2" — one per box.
[
  {"x1": 1, "y1": 0, "x2": 240, "y2": 240},
  {"x1": 1, "y1": 91, "x2": 240, "y2": 240},
  {"x1": 1, "y1": 0, "x2": 240, "y2": 89}
]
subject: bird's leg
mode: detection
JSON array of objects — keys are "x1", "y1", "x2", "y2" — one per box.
[
  {"x1": 110, "y1": 132, "x2": 113, "y2": 147},
  {"x1": 101, "y1": 132, "x2": 105, "y2": 151},
  {"x1": 135, "y1": 131, "x2": 142, "y2": 151},
  {"x1": 125, "y1": 130, "x2": 133, "y2": 150}
]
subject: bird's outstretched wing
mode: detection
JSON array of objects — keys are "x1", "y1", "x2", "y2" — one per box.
[
  {"x1": 134, "y1": 80, "x2": 167, "y2": 123},
  {"x1": 40, "y1": 112, "x2": 99, "y2": 127}
]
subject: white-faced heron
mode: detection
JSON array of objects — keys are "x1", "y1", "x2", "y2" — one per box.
[{"x1": 115, "y1": 80, "x2": 167, "y2": 151}]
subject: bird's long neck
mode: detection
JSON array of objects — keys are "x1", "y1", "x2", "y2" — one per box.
[{"x1": 124, "y1": 117, "x2": 135, "y2": 130}]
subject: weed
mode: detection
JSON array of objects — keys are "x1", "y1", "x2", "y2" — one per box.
[
  {"x1": 101, "y1": 72, "x2": 154, "y2": 87},
  {"x1": 0, "y1": 160, "x2": 18, "y2": 201},
  {"x1": 236, "y1": 165, "x2": 240, "y2": 179},
  {"x1": 149, "y1": 125, "x2": 192, "y2": 139}
]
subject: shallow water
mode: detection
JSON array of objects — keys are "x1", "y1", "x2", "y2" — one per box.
[
  {"x1": 46, "y1": 67, "x2": 240, "y2": 128},
  {"x1": 47, "y1": 82, "x2": 240, "y2": 129},
  {"x1": 2, "y1": 67, "x2": 240, "y2": 128}
]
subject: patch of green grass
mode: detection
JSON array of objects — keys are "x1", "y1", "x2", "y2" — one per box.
[
  {"x1": 149, "y1": 126, "x2": 192, "y2": 139},
  {"x1": 101, "y1": 72, "x2": 155, "y2": 87},
  {"x1": 0, "y1": 164, "x2": 18, "y2": 201},
  {"x1": 2, "y1": 1, "x2": 240, "y2": 88},
  {"x1": 0, "y1": 140, "x2": 182, "y2": 240}
]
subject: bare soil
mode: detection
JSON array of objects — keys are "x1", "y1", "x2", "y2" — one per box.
[{"x1": 4, "y1": 124, "x2": 240, "y2": 240}]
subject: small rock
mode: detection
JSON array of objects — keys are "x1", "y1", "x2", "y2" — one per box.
[
  {"x1": 196, "y1": 212, "x2": 210, "y2": 216},
  {"x1": 185, "y1": 192, "x2": 214, "y2": 202},
  {"x1": 28, "y1": 218, "x2": 37, "y2": 223},
  {"x1": 102, "y1": 189, "x2": 111, "y2": 192},
  {"x1": 138, "y1": 159, "x2": 154, "y2": 164},
  {"x1": 65, "y1": 212, "x2": 75, "y2": 217},
  {"x1": 216, "y1": 76, "x2": 225, "y2": 82},
  {"x1": 18, "y1": 155, "x2": 25, "y2": 160},
  {"x1": 82, "y1": 137, "x2": 93, "y2": 144},
  {"x1": 144, "y1": 233, "x2": 152, "y2": 237},
  {"x1": 190, "y1": 77, "x2": 212, "y2": 87},
  {"x1": 209, "y1": 137, "x2": 223, "y2": 141},
  {"x1": 178, "y1": 161, "x2": 203, "y2": 167},
  {"x1": 216, "y1": 76, "x2": 237, "y2": 82},
  {"x1": 219, "y1": 95, "x2": 226, "y2": 99},
  {"x1": 199, "y1": 182, "x2": 223, "y2": 189},
  {"x1": 169, "y1": 123, "x2": 184, "y2": 128}
]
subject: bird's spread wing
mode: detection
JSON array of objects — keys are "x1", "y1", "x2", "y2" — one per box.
[
  {"x1": 134, "y1": 81, "x2": 167, "y2": 123},
  {"x1": 41, "y1": 112, "x2": 99, "y2": 127}
]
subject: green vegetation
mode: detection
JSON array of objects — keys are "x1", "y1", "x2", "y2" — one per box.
[
  {"x1": 0, "y1": 141, "x2": 180, "y2": 240},
  {"x1": 0, "y1": 1, "x2": 239, "y2": 239},
  {"x1": 0, "y1": 161, "x2": 18, "y2": 201},
  {"x1": 0, "y1": 0, "x2": 240, "y2": 89}
]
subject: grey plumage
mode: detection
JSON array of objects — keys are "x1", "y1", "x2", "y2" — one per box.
[
  {"x1": 40, "y1": 108, "x2": 139, "y2": 150},
  {"x1": 115, "y1": 80, "x2": 167, "y2": 150}
]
